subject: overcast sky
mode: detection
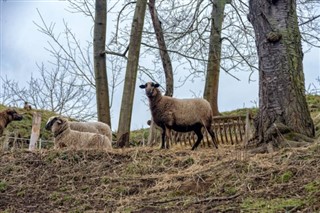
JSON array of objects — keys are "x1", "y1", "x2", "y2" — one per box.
[{"x1": 1, "y1": 0, "x2": 319, "y2": 131}]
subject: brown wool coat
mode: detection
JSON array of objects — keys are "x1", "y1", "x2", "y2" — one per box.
[{"x1": 0, "y1": 108, "x2": 23, "y2": 136}]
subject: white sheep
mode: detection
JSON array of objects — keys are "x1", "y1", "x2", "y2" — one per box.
[
  {"x1": 47, "y1": 116, "x2": 112, "y2": 141},
  {"x1": 45, "y1": 116, "x2": 112, "y2": 150},
  {"x1": 69, "y1": 121, "x2": 112, "y2": 141},
  {"x1": 139, "y1": 82, "x2": 218, "y2": 150}
]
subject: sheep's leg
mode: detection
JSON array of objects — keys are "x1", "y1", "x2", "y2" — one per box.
[
  {"x1": 207, "y1": 127, "x2": 218, "y2": 149},
  {"x1": 161, "y1": 127, "x2": 166, "y2": 149},
  {"x1": 191, "y1": 127, "x2": 203, "y2": 150},
  {"x1": 165, "y1": 128, "x2": 171, "y2": 149}
]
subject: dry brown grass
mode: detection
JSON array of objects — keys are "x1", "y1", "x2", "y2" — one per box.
[{"x1": 1, "y1": 142, "x2": 320, "y2": 212}]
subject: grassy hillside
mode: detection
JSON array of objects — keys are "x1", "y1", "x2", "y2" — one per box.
[
  {"x1": 0, "y1": 143, "x2": 320, "y2": 212},
  {"x1": 0, "y1": 104, "x2": 57, "y2": 140},
  {"x1": 1, "y1": 94, "x2": 320, "y2": 146},
  {"x1": 0, "y1": 95, "x2": 319, "y2": 212}
]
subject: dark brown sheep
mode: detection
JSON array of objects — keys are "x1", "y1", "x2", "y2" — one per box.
[
  {"x1": 139, "y1": 82, "x2": 218, "y2": 150},
  {"x1": 0, "y1": 108, "x2": 23, "y2": 136}
]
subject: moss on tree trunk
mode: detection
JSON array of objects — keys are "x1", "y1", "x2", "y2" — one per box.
[{"x1": 248, "y1": 0, "x2": 315, "y2": 151}]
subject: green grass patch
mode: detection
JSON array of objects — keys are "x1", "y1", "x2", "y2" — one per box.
[
  {"x1": 49, "y1": 192, "x2": 60, "y2": 201},
  {"x1": 0, "y1": 180, "x2": 8, "y2": 192},
  {"x1": 129, "y1": 128, "x2": 150, "y2": 146},
  {"x1": 241, "y1": 197, "x2": 304, "y2": 212},
  {"x1": 181, "y1": 157, "x2": 195, "y2": 168},
  {"x1": 280, "y1": 171, "x2": 294, "y2": 183},
  {"x1": 304, "y1": 180, "x2": 320, "y2": 193},
  {"x1": 221, "y1": 107, "x2": 258, "y2": 117}
]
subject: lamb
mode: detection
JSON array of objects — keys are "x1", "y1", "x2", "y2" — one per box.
[
  {"x1": 45, "y1": 116, "x2": 112, "y2": 150},
  {"x1": 0, "y1": 108, "x2": 23, "y2": 136},
  {"x1": 139, "y1": 82, "x2": 218, "y2": 150},
  {"x1": 47, "y1": 116, "x2": 112, "y2": 141}
]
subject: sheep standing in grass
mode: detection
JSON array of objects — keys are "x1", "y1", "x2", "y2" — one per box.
[
  {"x1": 47, "y1": 116, "x2": 112, "y2": 141},
  {"x1": 139, "y1": 82, "x2": 218, "y2": 150},
  {"x1": 0, "y1": 108, "x2": 23, "y2": 136},
  {"x1": 45, "y1": 116, "x2": 112, "y2": 150}
]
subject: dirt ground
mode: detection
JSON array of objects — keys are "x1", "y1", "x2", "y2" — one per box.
[{"x1": 1, "y1": 141, "x2": 320, "y2": 213}]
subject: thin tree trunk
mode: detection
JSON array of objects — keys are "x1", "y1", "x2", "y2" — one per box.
[
  {"x1": 248, "y1": 0, "x2": 314, "y2": 147},
  {"x1": 117, "y1": 0, "x2": 148, "y2": 147},
  {"x1": 94, "y1": 0, "x2": 111, "y2": 126},
  {"x1": 203, "y1": 0, "x2": 230, "y2": 116},
  {"x1": 148, "y1": 0, "x2": 174, "y2": 97}
]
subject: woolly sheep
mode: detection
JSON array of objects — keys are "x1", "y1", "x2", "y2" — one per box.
[
  {"x1": 45, "y1": 116, "x2": 112, "y2": 150},
  {"x1": 139, "y1": 82, "x2": 218, "y2": 150},
  {"x1": 0, "y1": 108, "x2": 23, "y2": 136},
  {"x1": 69, "y1": 121, "x2": 112, "y2": 141},
  {"x1": 47, "y1": 116, "x2": 112, "y2": 141},
  {"x1": 23, "y1": 101, "x2": 32, "y2": 110}
]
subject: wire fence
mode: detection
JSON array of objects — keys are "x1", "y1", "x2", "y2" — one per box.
[
  {"x1": 1, "y1": 135, "x2": 54, "y2": 150},
  {"x1": 2, "y1": 112, "x2": 254, "y2": 150}
]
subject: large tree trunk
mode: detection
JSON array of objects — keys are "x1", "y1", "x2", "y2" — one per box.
[
  {"x1": 148, "y1": 0, "x2": 174, "y2": 97},
  {"x1": 117, "y1": 0, "x2": 147, "y2": 147},
  {"x1": 248, "y1": 0, "x2": 314, "y2": 148},
  {"x1": 203, "y1": 0, "x2": 230, "y2": 116},
  {"x1": 93, "y1": 0, "x2": 111, "y2": 126}
]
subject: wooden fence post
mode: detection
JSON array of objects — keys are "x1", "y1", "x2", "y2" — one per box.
[
  {"x1": 147, "y1": 119, "x2": 158, "y2": 146},
  {"x1": 29, "y1": 112, "x2": 41, "y2": 151},
  {"x1": 244, "y1": 110, "x2": 252, "y2": 147}
]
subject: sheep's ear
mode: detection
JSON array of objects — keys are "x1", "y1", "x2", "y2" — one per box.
[
  {"x1": 56, "y1": 118, "x2": 63, "y2": 124},
  {"x1": 154, "y1": 83, "x2": 160, "y2": 88},
  {"x1": 139, "y1": 84, "x2": 146, "y2": 89}
]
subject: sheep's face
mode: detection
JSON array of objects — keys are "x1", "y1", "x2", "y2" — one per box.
[
  {"x1": 139, "y1": 82, "x2": 160, "y2": 98},
  {"x1": 45, "y1": 116, "x2": 66, "y2": 132},
  {"x1": 5, "y1": 109, "x2": 23, "y2": 121}
]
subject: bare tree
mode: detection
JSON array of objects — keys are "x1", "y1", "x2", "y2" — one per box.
[
  {"x1": 148, "y1": 0, "x2": 174, "y2": 96},
  {"x1": 203, "y1": 0, "x2": 231, "y2": 116},
  {"x1": 248, "y1": 0, "x2": 315, "y2": 151},
  {"x1": 117, "y1": 0, "x2": 148, "y2": 147},
  {"x1": 93, "y1": 0, "x2": 111, "y2": 126},
  {"x1": 34, "y1": 10, "x2": 96, "y2": 88},
  {"x1": 0, "y1": 60, "x2": 96, "y2": 120},
  {"x1": 139, "y1": 0, "x2": 318, "y2": 118},
  {"x1": 32, "y1": 2, "x2": 124, "y2": 123},
  {"x1": 297, "y1": 0, "x2": 320, "y2": 49}
]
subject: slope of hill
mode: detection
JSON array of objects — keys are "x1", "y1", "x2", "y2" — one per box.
[
  {"x1": 1, "y1": 94, "x2": 319, "y2": 145},
  {"x1": 0, "y1": 95, "x2": 319, "y2": 212},
  {"x1": 0, "y1": 143, "x2": 320, "y2": 212}
]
